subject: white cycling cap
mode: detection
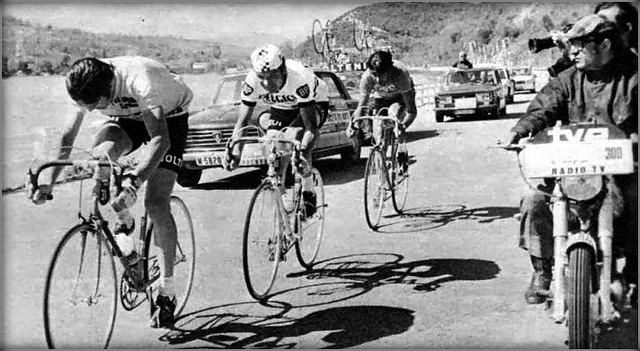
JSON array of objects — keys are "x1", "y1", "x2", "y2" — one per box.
[{"x1": 251, "y1": 44, "x2": 284, "y2": 73}]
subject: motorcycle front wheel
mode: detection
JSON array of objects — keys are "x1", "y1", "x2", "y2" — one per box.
[{"x1": 567, "y1": 245, "x2": 596, "y2": 349}]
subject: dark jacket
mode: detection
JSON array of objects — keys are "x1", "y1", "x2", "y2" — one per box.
[
  {"x1": 512, "y1": 52, "x2": 638, "y2": 138},
  {"x1": 452, "y1": 59, "x2": 473, "y2": 69}
]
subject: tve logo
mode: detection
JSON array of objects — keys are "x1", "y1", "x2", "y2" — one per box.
[{"x1": 547, "y1": 127, "x2": 609, "y2": 142}]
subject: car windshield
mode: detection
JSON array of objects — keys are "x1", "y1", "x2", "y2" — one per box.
[
  {"x1": 443, "y1": 69, "x2": 497, "y2": 85},
  {"x1": 512, "y1": 68, "x2": 531, "y2": 75},
  {"x1": 212, "y1": 77, "x2": 242, "y2": 105}
]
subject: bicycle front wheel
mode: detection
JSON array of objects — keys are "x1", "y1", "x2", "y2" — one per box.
[
  {"x1": 144, "y1": 196, "x2": 196, "y2": 318},
  {"x1": 312, "y1": 19, "x2": 325, "y2": 55},
  {"x1": 296, "y1": 168, "x2": 325, "y2": 269},
  {"x1": 364, "y1": 147, "x2": 387, "y2": 230},
  {"x1": 43, "y1": 224, "x2": 117, "y2": 349},
  {"x1": 243, "y1": 181, "x2": 282, "y2": 300},
  {"x1": 391, "y1": 143, "x2": 410, "y2": 213}
]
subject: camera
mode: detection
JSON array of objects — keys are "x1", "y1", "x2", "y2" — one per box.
[
  {"x1": 528, "y1": 24, "x2": 574, "y2": 54},
  {"x1": 547, "y1": 56, "x2": 575, "y2": 78},
  {"x1": 528, "y1": 23, "x2": 575, "y2": 77}
]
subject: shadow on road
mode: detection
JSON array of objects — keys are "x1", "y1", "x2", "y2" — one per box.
[
  {"x1": 374, "y1": 204, "x2": 520, "y2": 233},
  {"x1": 404, "y1": 129, "x2": 440, "y2": 143},
  {"x1": 279, "y1": 253, "x2": 500, "y2": 303},
  {"x1": 595, "y1": 305, "x2": 638, "y2": 348},
  {"x1": 162, "y1": 301, "x2": 414, "y2": 349}
]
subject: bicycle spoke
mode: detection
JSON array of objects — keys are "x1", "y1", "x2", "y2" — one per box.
[
  {"x1": 296, "y1": 168, "x2": 325, "y2": 268},
  {"x1": 44, "y1": 224, "x2": 117, "y2": 349},
  {"x1": 243, "y1": 182, "x2": 281, "y2": 300}
]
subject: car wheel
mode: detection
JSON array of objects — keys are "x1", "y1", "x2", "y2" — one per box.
[
  {"x1": 177, "y1": 168, "x2": 202, "y2": 187},
  {"x1": 341, "y1": 132, "x2": 362, "y2": 164},
  {"x1": 435, "y1": 111, "x2": 445, "y2": 123}
]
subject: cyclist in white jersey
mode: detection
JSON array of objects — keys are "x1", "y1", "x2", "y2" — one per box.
[
  {"x1": 27, "y1": 56, "x2": 193, "y2": 329},
  {"x1": 226, "y1": 44, "x2": 326, "y2": 218}
]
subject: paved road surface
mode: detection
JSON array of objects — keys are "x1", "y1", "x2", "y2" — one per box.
[{"x1": 2, "y1": 93, "x2": 637, "y2": 348}]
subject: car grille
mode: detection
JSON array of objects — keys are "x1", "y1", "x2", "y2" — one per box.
[{"x1": 184, "y1": 127, "x2": 262, "y2": 153}]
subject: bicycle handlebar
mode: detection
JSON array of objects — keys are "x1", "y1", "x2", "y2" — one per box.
[
  {"x1": 27, "y1": 159, "x2": 125, "y2": 200},
  {"x1": 226, "y1": 135, "x2": 302, "y2": 151}
]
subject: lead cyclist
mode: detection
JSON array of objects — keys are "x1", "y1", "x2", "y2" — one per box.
[{"x1": 225, "y1": 44, "x2": 328, "y2": 219}]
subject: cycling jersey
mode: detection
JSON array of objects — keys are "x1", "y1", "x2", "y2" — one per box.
[
  {"x1": 359, "y1": 61, "x2": 414, "y2": 100},
  {"x1": 242, "y1": 60, "x2": 327, "y2": 130},
  {"x1": 91, "y1": 56, "x2": 193, "y2": 120}
]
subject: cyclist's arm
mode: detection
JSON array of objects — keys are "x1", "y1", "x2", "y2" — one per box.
[
  {"x1": 400, "y1": 88, "x2": 418, "y2": 129},
  {"x1": 231, "y1": 102, "x2": 255, "y2": 156},
  {"x1": 136, "y1": 107, "x2": 171, "y2": 182},
  {"x1": 299, "y1": 103, "x2": 318, "y2": 151},
  {"x1": 43, "y1": 107, "x2": 86, "y2": 186},
  {"x1": 355, "y1": 72, "x2": 374, "y2": 119}
]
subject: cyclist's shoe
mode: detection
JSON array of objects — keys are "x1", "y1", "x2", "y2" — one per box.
[
  {"x1": 150, "y1": 294, "x2": 177, "y2": 329},
  {"x1": 114, "y1": 219, "x2": 135, "y2": 236},
  {"x1": 302, "y1": 190, "x2": 317, "y2": 220}
]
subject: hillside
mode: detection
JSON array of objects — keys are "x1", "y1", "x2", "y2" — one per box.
[
  {"x1": 2, "y1": 2, "x2": 632, "y2": 77},
  {"x1": 2, "y1": 15, "x2": 252, "y2": 77},
  {"x1": 296, "y1": 2, "x2": 601, "y2": 68}
]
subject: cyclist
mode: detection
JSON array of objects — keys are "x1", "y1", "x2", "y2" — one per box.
[
  {"x1": 347, "y1": 49, "x2": 417, "y2": 171},
  {"x1": 27, "y1": 56, "x2": 193, "y2": 328},
  {"x1": 225, "y1": 44, "x2": 327, "y2": 219}
]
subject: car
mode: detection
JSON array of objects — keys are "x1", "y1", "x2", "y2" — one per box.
[
  {"x1": 510, "y1": 66, "x2": 537, "y2": 93},
  {"x1": 434, "y1": 67, "x2": 507, "y2": 123},
  {"x1": 178, "y1": 69, "x2": 361, "y2": 187}
]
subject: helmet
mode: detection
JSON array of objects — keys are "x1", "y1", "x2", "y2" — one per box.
[{"x1": 250, "y1": 44, "x2": 284, "y2": 73}]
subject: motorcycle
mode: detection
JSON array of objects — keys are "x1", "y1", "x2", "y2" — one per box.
[{"x1": 502, "y1": 121, "x2": 636, "y2": 348}]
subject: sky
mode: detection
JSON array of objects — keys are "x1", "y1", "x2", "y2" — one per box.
[{"x1": 2, "y1": 2, "x2": 367, "y2": 46}]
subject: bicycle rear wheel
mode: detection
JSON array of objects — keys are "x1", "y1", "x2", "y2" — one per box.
[
  {"x1": 312, "y1": 19, "x2": 325, "y2": 55},
  {"x1": 43, "y1": 224, "x2": 117, "y2": 349},
  {"x1": 391, "y1": 142, "x2": 410, "y2": 213},
  {"x1": 243, "y1": 181, "x2": 282, "y2": 300},
  {"x1": 296, "y1": 168, "x2": 325, "y2": 269},
  {"x1": 364, "y1": 147, "x2": 387, "y2": 230},
  {"x1": 144, "y1": 196, "x2": 196, "y2": 318}
]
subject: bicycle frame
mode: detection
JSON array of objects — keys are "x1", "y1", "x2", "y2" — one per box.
[
  {"x1": 229, "y1": 131, "x2": 306, "y2": 250},
  {"x1": 28, "y1": 159, "x2": 149, "y2": 289}
]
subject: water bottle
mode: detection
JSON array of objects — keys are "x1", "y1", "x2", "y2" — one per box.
[{"x1": 115, "y1": 233, "x2": 138, "y2": 265}]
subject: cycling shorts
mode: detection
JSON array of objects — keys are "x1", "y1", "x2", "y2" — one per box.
[
  {"x1": 103, "y1": 108, "x2": 189, "y2": 174},
  {"x1": 266, "y1": 104, "x2": 324, "y2": 131}
]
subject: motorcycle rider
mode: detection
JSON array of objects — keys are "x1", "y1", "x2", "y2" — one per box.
[{"x1": 503, "y1": 14, "x2": 638, "y2": 305}]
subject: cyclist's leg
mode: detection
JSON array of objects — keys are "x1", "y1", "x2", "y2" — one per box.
[
  {"x1": 93, "y1": 119, "x2": 142, "y2": 230},
  {"x1": 289, "y1": 116, "x2": 318, "y2": 218},
  {"x1": 146, "y1": 113, "x2": 188, "y2": 327}
]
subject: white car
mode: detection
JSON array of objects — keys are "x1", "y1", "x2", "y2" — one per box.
[
  {"x1": 476, "y1": 64, "x2": 515, "y2": 104},
  {"x1": 510, "y1": 66, "x2": 537, "y2": 93}
]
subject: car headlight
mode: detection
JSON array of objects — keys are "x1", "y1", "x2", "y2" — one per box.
[
  {"x1": 476, "y1": 92, "x2": 491, "y2": 104},
  {"x1": 561, "y1": 175, "x2": 603, "y2": 201},
  {"x1": 258, "y1": 112, "x2": 272, "y2": 130}
]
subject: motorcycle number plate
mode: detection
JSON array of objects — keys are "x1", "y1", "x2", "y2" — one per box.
[{"x1": 521, "y1": 139, "x2": 635, "y2": 178}]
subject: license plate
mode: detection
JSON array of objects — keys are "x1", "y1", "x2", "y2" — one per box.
[
  {"x1": 456, "y1": 109, "x2": 475, "y2": 115},
  {"x1": 196, "y1": 155, "x2": 224, "y2": 166},
  {"x1": 454, "y1": 97, "x2": 475, "y2": 109}
]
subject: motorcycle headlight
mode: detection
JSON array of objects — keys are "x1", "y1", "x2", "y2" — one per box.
[{"x1": 561, "y1": 176, "x2": 603, "y2": 201}]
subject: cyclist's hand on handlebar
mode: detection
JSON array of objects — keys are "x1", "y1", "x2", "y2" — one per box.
[
  {"x1": 224, "y1": 144, "x2": 239, "y2": 171},
  {"x1": 28, "y1": 183, "x2": 53, "y2": 205}
]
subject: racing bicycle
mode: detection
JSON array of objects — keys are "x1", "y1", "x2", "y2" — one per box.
[
  {"x1": 352, "y1": 106, "x2": 410, "y2": 230},
  {"x1": 27, "y1": 155, "x2": 196, "y2": 348},
  {"x1": 228, "y1": 127, "x2": 326, "y2": 300}
]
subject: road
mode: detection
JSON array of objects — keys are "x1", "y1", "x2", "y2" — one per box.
[{"x1": 2, "y1": 93, "x2": 637, "y2": 349}]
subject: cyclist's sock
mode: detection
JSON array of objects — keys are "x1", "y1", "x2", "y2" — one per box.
[{"x1": 159, "y1": 276, "x2": 176, "y2": 298}]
